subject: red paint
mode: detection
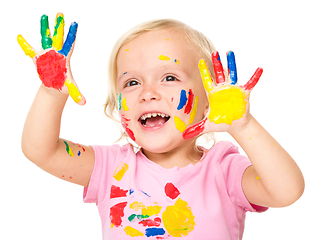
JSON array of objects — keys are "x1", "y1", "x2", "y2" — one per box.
[
  {"x1": 69, "y1": 176, "x2": 72, "y2": 179},
  {"x1": 184, "y1": 89, "x2": 194, "y2": 114},
  {"x1": 182, "y1": 118, "x2": 207, "y2": 139},
  {"x1": 62, "y1": 175, "x2": 65, "y2": 177},
  {"x1": 120, "y1": 115, "x2": 136, "y2": 141},
  {"x1": 110, "y1": 202, "x2": 127, "y2": 227},
  {"x1": 165, "y1": 182, "x2": 180, "y2": 199},
  {"x1": 110, "y1": 185, "x2": 128, "y2": 199},
  {"x1": 211, "y1": 51, "x2": 225, "y2": 84},
  {"x1": 243, "y1": 67, "x2": 263, "y2": 91},
  {"x1": 36, "y1": 50, "x2": 67, "y2": 90},
  {"x1": 125, "y1": 127, "x2": 136, "y2": 141},
  {"x1": 139, "y1": 217, "x2": 161, "y2": 227}
]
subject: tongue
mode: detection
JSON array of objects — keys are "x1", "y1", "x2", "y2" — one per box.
[{"x1": 145, "y1": 116, "x2": 167, "y2": 127}]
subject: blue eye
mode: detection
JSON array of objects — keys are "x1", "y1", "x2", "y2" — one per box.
[
  {"x1": 163, "y1": 76, "x2": 178, "y2": 82},
  {"x1": 125, "y1": 80, "x2": 140, "y2": 87}
]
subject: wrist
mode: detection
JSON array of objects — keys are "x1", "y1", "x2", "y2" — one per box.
[{"x1": 228, "y1": 114, "x2": 255, "y2": 138}]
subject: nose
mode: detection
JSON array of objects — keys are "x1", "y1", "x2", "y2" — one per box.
[{"x1": 139, "y1": 83, "x2": 161, "y2": 102}]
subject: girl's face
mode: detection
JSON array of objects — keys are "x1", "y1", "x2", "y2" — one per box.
[{"x1": 116, "y1": 29, "x2": 208, "y2": 154}]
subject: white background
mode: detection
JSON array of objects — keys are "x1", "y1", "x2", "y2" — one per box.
[{"x1": 1, "y1": 0, "x2": 314, "y2": 239}]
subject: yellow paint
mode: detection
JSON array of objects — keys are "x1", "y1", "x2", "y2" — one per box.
[
  {"x1": 142, "y1": 205, "x2": 162, "y2": 216},
  {"x1": 122, "y1": 97, "x2": 129, "y2": 111},
  {"x1": 124, "y1": 226, "x2": 144, "y2": 237},
  {"x1": 113, "y1": 162, "x2": 129, "y2": 181},
  {"x1": 175, "y1": 59, "x2": 180, "y2": 65},
  {"x1": 198, "y1": 59, "x2": 213, "y2": 93},
  {"x1": 159, "y1": 55, "x2": 170, "y2": 61},
  {"x1": 162, "y1": 198, "x2": 195, "y2": 237},
  {"x1": 17, "y1": 34, "x2": 36, "y2": 58},
  {"x1": 208, "y1": 86, "x2": 247, "y2": 125},
  {"x1": 165, "y1": 39, "x2": 169, "y2": 40},
  {"x1": 188, "y1": 96, "x2": 199, "y2": 125},
  {"x1": 130, "y1": 201, "x2": 145, "y2": 211},
  {"x1": 174, "y1": 116, "x2": 187, "y2": 133},
  {"x1": 65, "y1": 79, "x2": 83, "y2": 103},
  {"x1": 125, "y1": 49, "x2": 129, "y2": 51},
  {"x1": 52, "y1": 13, "x2": 65, "y2": 51},
  {"x1": 256, "y1": 176, "x2": 260, "y2": 180}
]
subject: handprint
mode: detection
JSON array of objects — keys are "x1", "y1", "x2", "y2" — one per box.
[
  {"x1": 17, "y1": 13, "x2": 85, "y2": 105},
  {"x1": 182, "y1": 51, "x2": 263, "y2": 139}
]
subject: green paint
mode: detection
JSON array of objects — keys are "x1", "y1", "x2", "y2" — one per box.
[
  {"x1": 128, "y1": 214, "x2": 150, "y2": 222},
  {"x1": 40, "y1": 14, "x2": 52, "y2": 49},
  {"x1": 63, "y1": 140, "x2": 74, "y2": 157},
  {"x1": 53, "y1": 15, "x2": 64, "y2": 37},
  {"x1": 118, "y1": 93, "x2": 122, "y2": 111}
]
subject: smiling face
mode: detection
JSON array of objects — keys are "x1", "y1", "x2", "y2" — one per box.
[{"x1": 116, "y1": 29, "x2": 208, "y2": 155}]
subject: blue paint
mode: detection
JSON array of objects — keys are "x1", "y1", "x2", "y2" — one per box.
[
  {"x1": 129, "y1": 189, "x2": 134, "y2": 195},
  {"x1": 177, "y1": 90, "x2": 187, "y2": 110},
  {"x1": 227, "y1": 51, "x2": 238, "y2": 85},
  {"x1": 78, "y1": 151, "x2": 81, "y2": 156},
  {"x1": 59, "y1": 22, "x2": 78, "y2": 57},
  {"x1": 141, "y1": 191, "x2": 151, "y2": 197},
  {"x1": 145, "y1": 228, "x2": 165, "y2": 237}
]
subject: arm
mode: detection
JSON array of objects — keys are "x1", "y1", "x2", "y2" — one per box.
[
  {"x1": 229, "y1": 116, "x2": 304, "y2": 207},
  {"x1": 188, "y1": 51, "x2": 304, "y2": 207},
  {"x1": 20, "y1": 13, "x2": 94, "y2": 188}
]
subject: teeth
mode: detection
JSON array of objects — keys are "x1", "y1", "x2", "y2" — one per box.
[{"x1": 140, "y1": 113, "x2": 169, "y2": 120}]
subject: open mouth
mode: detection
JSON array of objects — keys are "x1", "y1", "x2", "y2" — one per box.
[{"x1": 139, "y1": 112, "x2": 171, "y2": 128}]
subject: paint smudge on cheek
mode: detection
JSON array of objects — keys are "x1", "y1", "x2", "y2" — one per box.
[
  {"x1": 162, "y1": 198, "x2": 195, "y2": 237},
  {"x1": 188, "y1": 96, "x2": 199, "y2": 125},
  {"x1": 121, "y1": 115, "x2": 136, "y2": 141},
  {"x1": 184, "y1": 89, "x2": 194, "y2": 114},
  {"x1": 174, "y1": 116, "x2": 187, "y2": 133},
  {"x1": 122, "y1": 97, "x2": 129, "y2": 111},
  {"x1": 118, "y1": 93, "x2": 122, "y2": 111},
  {"x1": 110, "y1": 202, "x2": 128, "y2": 227},
  {"x1": 113, "y1": 162, "x2": 129, "y2": 181},
  {"x1": 177, "y1": 90, "x2": 188, "y2": 110}
]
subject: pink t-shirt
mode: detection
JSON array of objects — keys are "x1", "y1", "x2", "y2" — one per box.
[{"x1": 83, "y1": 141, "x2": 267, "y2": 240}]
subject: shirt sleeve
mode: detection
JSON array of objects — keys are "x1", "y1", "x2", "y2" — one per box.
[
  {"x1": 83, "y1": 144, "x2": 122, "y2": 205},
  {"x1": 219, "y1": 141, "x2": 268, "y2": 213}
]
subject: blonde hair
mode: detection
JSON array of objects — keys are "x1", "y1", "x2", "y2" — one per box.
[{"x1": 104, "y1": 19, "x2": 217, "y2": 146}]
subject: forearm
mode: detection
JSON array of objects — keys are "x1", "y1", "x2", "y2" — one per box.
[
  {"x1": 229, "y1": 116, "x2": 304, "y2": 205},
  {"x1": 22, "y1": 84, "x2": 68, "y2": 164}
]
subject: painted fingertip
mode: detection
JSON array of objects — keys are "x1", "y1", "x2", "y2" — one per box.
[
  {"x1": 17, "y1": 34, "x2": 36, "y2": 58},
  {"x1": 226, "y1": 51, "x2": 237, "y2": 85},
  {"x1": 59, "y1": 22, "x2": 78, "y2": 57},
  {"x1": 65, "y1": 79, "x2": 84, "y2": 104},
  {"x1": 211, "y1": 51, "x2": 225, "y2": 84},
  {"x1": 198, "y1": 59, "x2": 213, "y2": 92},
  {"x1": 40, "y1": 14, "x2": 52, "y2": 49},
  {"x1": 243, "y1": 67, "x2": 263, "y2": 91},
  {"x1": 52, "y1": 13, "x2": 65, "y2": 51}
]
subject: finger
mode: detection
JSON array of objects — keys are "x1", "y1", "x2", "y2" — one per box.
[
  {"x1": 59, "y1": 22, "x2": 78, "y2": 57},
  {"x1": 52, "y1": 13, "x2": 65, "y2": 51},
  {"x1": 227, "y1": 51, "x2": 238, "y2": 85},
  {"x1": 198, "y1": 59, "x2": 213, "y2": 93},
  {"x1": 64, "y1": 78, "x2": 86, "y2": 105},
  {"x1": 242, "y1": 67, "x2": 263, "y2": 92},
  {"x1": 40, "y1": 14, "x2": 53, "y2": 49},
  {"x1": 17, "y1": 34, "x2": 37, "y2": 58},
  {"x1": 211, "y1": 51, "x2": 225, "y2": 84}
]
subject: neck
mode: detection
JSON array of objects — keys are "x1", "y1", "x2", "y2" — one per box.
[{"x1": 141, "y1": 141, "x2": 203, "y2": 169}]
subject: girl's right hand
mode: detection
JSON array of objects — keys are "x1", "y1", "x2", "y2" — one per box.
[{"x1": 17, "y1": 13, "x2": 86, "y2": 105}]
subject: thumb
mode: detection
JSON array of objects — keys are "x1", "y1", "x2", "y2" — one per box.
[{"x1": 64, "y1": 77, "x2": 86, "y2": 105}]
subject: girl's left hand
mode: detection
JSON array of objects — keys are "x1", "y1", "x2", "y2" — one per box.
[{"x1": 182, "y1": 51, "x2": 263, "y2": 139}]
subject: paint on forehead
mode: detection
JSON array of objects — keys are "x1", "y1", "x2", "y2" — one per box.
[
  {"x1": 174, "y1": 59, "x2": 180, "y2": 65},
  {"x1": 177, "y1": 90, "x2": 188, "y2": 110},
  {"x1": 159, "y1": 55, "x2": 170, "y2": 61}
]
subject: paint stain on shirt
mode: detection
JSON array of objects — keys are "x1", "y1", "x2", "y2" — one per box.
[{"x1": 113, "y1": 162, "x2": 129, "y2": 181}]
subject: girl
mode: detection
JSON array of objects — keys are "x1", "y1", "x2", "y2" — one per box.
[{"x1": 19, "y1": 13, "x2": 304, "y2": 240}]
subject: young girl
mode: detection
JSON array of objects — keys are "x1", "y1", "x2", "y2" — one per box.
[{"x1": 19, "y1": 13, "x2": 304, "y2": 240}]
